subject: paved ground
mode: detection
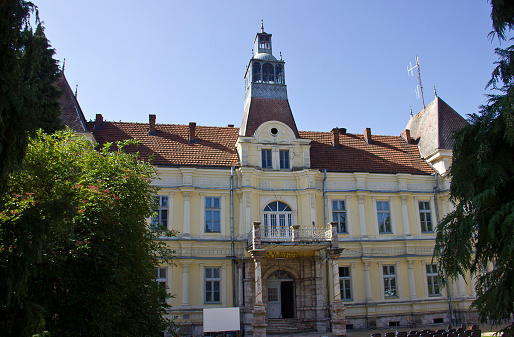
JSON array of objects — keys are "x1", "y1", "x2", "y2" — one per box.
[{"x1": 272, "y1": 324, "x2": 508, "y2": 337}]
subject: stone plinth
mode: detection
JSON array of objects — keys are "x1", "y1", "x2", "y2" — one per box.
[
  {"x1": 253, "y1": 304, "x2": 267, "y2": 337},
  {"x1": 331, "y1": 301, "x2": 347, "y2": 337}
]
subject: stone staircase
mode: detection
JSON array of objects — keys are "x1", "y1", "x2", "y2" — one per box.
[{"x1": 266, "y1": 318, "x2": 317, "y2": 335}]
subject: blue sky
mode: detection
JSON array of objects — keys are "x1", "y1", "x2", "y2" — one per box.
[{"x1": 36, "y1": 1, "x2": 502, "y2": 136}]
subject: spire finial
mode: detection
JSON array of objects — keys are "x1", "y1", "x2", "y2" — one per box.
[
  {"x1": 62, "y1": 58, "x2": 65, "y2": 72},
  {"x1": 434, "y1": 85, "x2": 437, "y2": 98},
  {"x1": 75, "y1": 84, "x2": 78, "y2": 98},
  {"x1": 410, "y1": 106, "x2": 413, "y2": 117},
  {"x1": 261, "y1": 20, "x2": 264, "y2": 33},
  {"x1": 280, "y1": 52, "x2": 282, "y2": 60}
]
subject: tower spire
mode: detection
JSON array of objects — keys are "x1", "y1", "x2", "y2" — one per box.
[{"x1": 261, "y1": 20, "x2": 264, "y2": 33}]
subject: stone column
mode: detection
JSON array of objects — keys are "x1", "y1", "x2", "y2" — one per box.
[
  {"x1": 471, "y1": 272, "x2": 477, "y2": 297},
  {"x1": 238, "y1": 261, "x2": 244, "y2": 307},
  {"x1": 401, "y1": 196, "x2": 411, "y2": 236},
  {"x1": 199, "y1": 192, "x2": 205, "y2": 237},
  {"x1": 358, "y1": 195, "x2": 367, "y2": 236},
  {"x1": 182, "y1": 263, "x2": 190, "y2": 307},
  {"x1": 459, "y1": 274, "x2": 467, "y2": 297},
  {"x1": 221, "y1": 193, "x2": 226, "y2": 237},
  {"x1": 183, "y1": 192, "x2": 191, "y2": 236},
  {"x1": 250, "y1": 249, "x2": 266, "y2": 337},
  {"x1": 252, "y1": 221, "x2": 262, "y2": 250},
  {"x1": 408, "y1": 260, "x2": 417, "y2": 299},
  {"x1": 390, "y1": 196, "x2": 397, "y2": 236},
  {"x1": 292, "y1": 224, "x2": 300, "y2": 242},
  {"x1": 346, "y1": 195, "x2": 353, "y2": 237},
  {"x1": 328, "y1": 248, "x2": 346, "y2": 337},
  {"x1": 364, "y1": 262, "x2": 372, "y2": 301},
  {"x1": 314, "y1": 256, "x2": 328, "y2": 332}
]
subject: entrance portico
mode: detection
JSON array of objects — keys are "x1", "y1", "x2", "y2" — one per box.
[{"x1": 244, "y1": 221, "x2": 346, "y2": 337}]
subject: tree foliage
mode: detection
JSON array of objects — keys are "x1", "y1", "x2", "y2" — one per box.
[
  {"x1": 434, "y1": 0, "x2": 514, "y2": 332},
  {"x1": 0, "y1": 130, "x2": 177, "y2": 336},
  {"x1": 0, "y1": 0, "x2": 63, "y2": 196}
]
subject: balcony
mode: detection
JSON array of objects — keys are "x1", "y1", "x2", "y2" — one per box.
[
  {"x1": 248, "y1": 222, "x2": 340, "y2": 252},
  {"x1": 261, "y1": 226, "x2": 332, "y2": 242}
]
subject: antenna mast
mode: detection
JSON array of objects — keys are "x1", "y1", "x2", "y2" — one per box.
[{"x1": 407, "y1": 55, "x2": 425, "y2": 109}]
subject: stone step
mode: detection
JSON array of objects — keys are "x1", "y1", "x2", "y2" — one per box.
[{"x1": 267, "y1": 319, "x2": 316, "y2": 335}]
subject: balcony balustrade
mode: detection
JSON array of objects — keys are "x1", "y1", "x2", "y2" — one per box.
[{"x1": 249, "y1": 222, "x2": 335, "y2": 247}]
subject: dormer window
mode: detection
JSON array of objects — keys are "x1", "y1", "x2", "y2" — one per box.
[
  {"x1": 280, "y1": 150, "x2": 290, "y2": 169},
  {"x1": 262, "y1": 149, "x2": 272, "y2": 169},
  {"x1": 259, "y1": 35, "x2": 271, "y2": 49}
]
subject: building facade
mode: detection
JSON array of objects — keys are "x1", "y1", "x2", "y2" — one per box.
[{"x1": 60, "y1": 26, "x2": 475, "y2": 337}]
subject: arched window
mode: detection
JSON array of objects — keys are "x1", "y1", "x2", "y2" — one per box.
[
  {"x1": 275, "y1": 64, "x2": 284, "y2": 84},
  {"x1": 253, "y1": 62, "x2": 261, "y2": 82},
  {"x1": 263, "y1": 201, "x2": 292, "y2": 238},
  {"x1": 262, "y1": 63, "x2": 274, "y2": 83}
]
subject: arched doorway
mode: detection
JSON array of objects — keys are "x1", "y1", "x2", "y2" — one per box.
[{"x1": 266, "y1": 270, "x2": 295, "y2": 319}]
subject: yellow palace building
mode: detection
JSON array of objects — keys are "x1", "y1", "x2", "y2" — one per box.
[{"x1": 58, "y1": 26, "x2": 475, "y2": 337}]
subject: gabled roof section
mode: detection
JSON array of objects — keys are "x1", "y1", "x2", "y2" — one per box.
[
  {"x1": 405, "y1": 96, "x2": 468, "y2": 158},
  {"x1": 240, "y1": 98, "x2": 300, "y2": 138},
  {"x1": 55, "y1": 73, "x2": 89, "y2": 133},
  {"x1": 87, "y1": 122, "x2": 240, "y2": 167},
  {"x1": 300, "y1": 131, "x2": 433, "y2": 175}
]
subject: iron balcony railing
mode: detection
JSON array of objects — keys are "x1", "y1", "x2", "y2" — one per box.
[{"x1": 259, "y1": 226, "x2": 332, "y2": 242}]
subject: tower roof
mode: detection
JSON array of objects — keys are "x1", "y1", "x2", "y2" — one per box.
[
  {"x1": 405, "y1": 96, "x2": 468, "y2": 158},
  {"x1": 240, "y1": 98, "x2": 299, "y2": 137},
  {"x1": 54, "y1": 72, "x2": 89, "y2": 133}
]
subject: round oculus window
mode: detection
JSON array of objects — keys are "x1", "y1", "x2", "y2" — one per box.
[{"x1": 270, "y1": 127, "x2": 278, "y2": 135}]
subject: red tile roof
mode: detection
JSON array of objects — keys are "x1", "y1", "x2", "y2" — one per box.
[
  {"x1": 55, "y1": 73, "x2": 89, "y2": 133},
  {"x1": 240, "y1": 98, "x2": 300, "y2": 137},
  {"x1": 405, "y1": 97, "x2": 468, "y2": 158},
  {"x1": 86, "y1": 120, "x2": 432, "y2": 174},
  {"x1": 87, "y1": 121, "x2": 240, "y2": 167},
  {"x1": 300, "y1": 131, "x2": 434, "y2": 175}
]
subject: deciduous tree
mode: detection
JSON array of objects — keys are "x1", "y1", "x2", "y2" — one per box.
[{"x1": 0, "y1": 131, "x2": 177, "y2": 336}]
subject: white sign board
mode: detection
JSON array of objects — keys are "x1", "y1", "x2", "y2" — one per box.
[{"x1": 203, "y1": 307, "x2": 240, "y2": 332}]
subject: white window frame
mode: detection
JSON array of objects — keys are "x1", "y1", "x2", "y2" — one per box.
[
  {"x1": 279, "y1": 149, "x2": 290, "y2": 169},
  {"x1": 262, "y1": 149, "x2": 272, "y2": 169},
  {"x1": 332, "y1": 199, "x2": 347, "y2": 233},
  {"x1": 205, "y1": 196, "x2": 221, "y2": 233},
  {"x1": 383, "y1": 265, "x2": 398, "y2": 298},
  {"x1": 426, "y1": 263, "x2": 441, "y2": 296},
  {"x1": 376, "y1": 200, "x2": 392, "y2": 234},
  {"x1": 156, "y1": 267, "x2": 167, "y2": 303},
  {"x1": 419, "y1": 200, "x2": 433, "y2": 232},
  {"x1": 152, "y1": 195, "x2": 169, "y2": 230},
  {"x1": 205, "y1": 267, "x2": 221, "y2": 303},
  {"x1": 339, "y1": 266, "x2": 352, "y2": 300}
]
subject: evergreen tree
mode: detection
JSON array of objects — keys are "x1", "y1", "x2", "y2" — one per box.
[
  {"x1": 434, "y1": 0, "x2": 514, "y2": 333},
  {"x1": 0, "y1": 130, "x2": 177, "y2": 336},
  {"x1": 0, "y1": 0, "x2": 63, "y2": 196}
]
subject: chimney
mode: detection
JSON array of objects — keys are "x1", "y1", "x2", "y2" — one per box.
[
  {"x1": 228, "y1": 124, "x2": 234, "y2": 128},
  {"x1": 148, "y1": 114, "x2": 156, "y2": 136},
  {"x1": 331, "y1": 128, "x2": 340, "y2": 148},
  {"x1": 340, "y1": 128, "x2": 347, "y2": 135},
  {"x1": 363, "y1": 127, "x2": 372, "y2": 144},
  {"x1": 189, "y1": 122, "x2": 197, "y2": 144},
  {"x1": 94, "y1": 114, "x2": 103, "y2": 129},
  {"x1": 401, "y1": 129, "x2": 412, "y2": 144}
]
